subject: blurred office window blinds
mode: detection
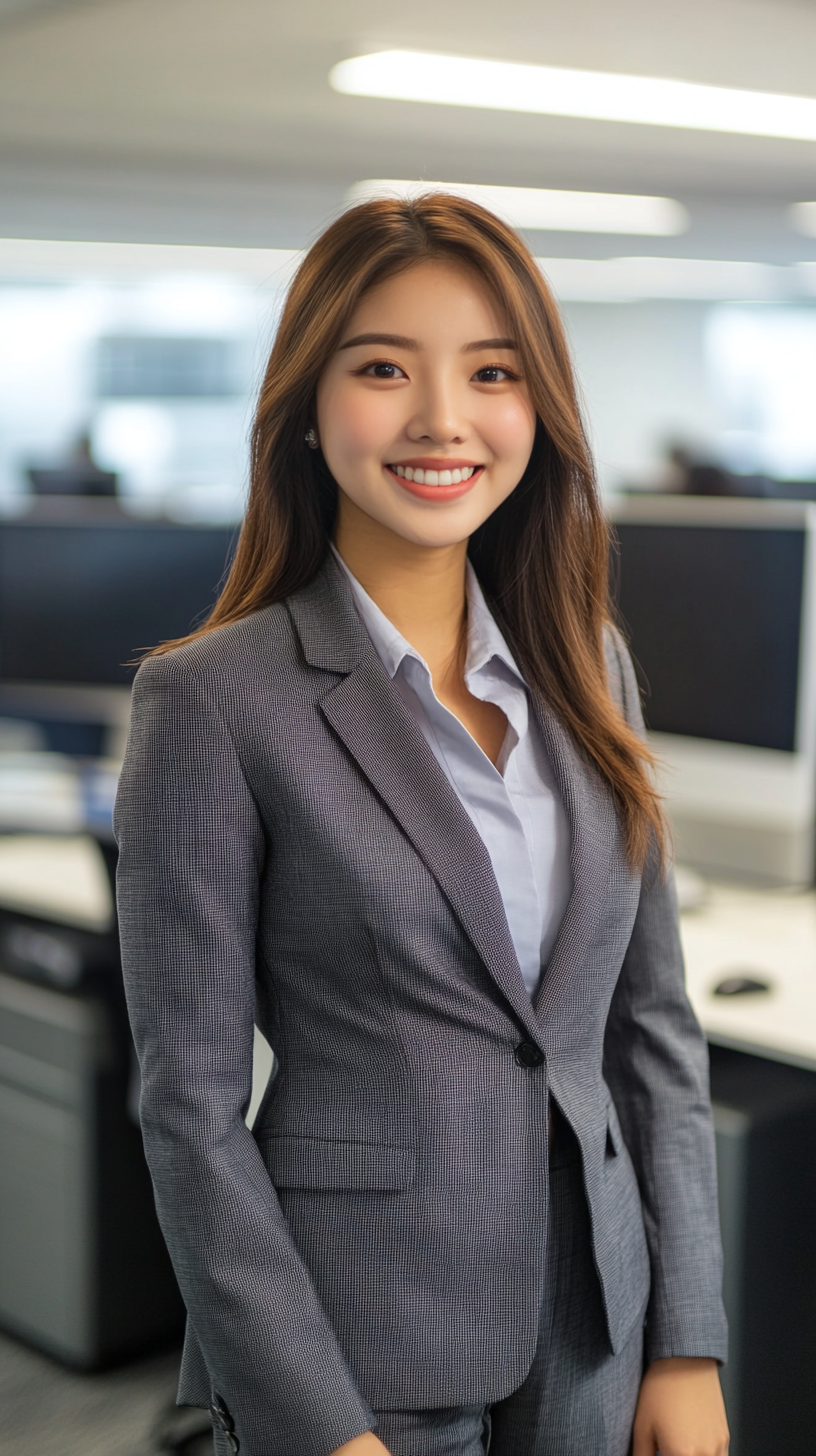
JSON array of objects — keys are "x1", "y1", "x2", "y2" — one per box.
[{"x1": 95, "y1": 337, "x2": 239, "y2": 399}]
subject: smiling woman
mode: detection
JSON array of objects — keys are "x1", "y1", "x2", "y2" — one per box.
[
  {"x1": 115, "y1": 195, "x2": 729, "y2": 1456},
  {"x1": 147, "y1": 194, "x2": 661, "y2": 865}
]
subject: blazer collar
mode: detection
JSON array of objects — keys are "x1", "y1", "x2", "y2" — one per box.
[
  {"x1": 286, "y1": 556, "x2": 635, "y2": 1040},
  {"x1": 286, "y1": 552, "x2": 369, "y2": 674}
]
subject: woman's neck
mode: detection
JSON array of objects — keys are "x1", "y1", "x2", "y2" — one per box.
[{"x1": 334, "y1": 497, "x2": 468, "y2": 684}]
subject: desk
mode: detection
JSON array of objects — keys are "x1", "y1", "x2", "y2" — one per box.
[
  {"x1": 681, "y1": 883, "x2": 816, "y2": 1070},
  {"x1": 677, "y1": 885, "x2": 816, "y2": 1455},
  {"x1": 0, "y1": 832, "x2": 184, "y2": 1366}
]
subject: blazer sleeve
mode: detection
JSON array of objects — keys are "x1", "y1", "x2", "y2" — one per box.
[
  {"x1": 602, "y1": 628, "x2": 728, "y2": 1364},
  {"x1": 114, "y1": 651, "x2": 374, "y2": 1456}
]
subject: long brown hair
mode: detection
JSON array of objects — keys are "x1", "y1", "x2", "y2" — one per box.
[{"x1": 151, "y1": 193, "x2": 664, "y2": 868}]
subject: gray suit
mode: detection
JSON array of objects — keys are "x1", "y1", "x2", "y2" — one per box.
[{"x1": 115, "y1": 554, "x2": 726, "y2": 1456}]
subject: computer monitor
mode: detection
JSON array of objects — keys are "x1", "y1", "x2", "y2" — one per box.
[
  {"x1": 0, "y1": 519, "x2": 237, "y2": 755},
  {"x1": 27, "y1": 467, "x2": 119, "y2": 499},
  {"x1": 609, "y1": 496, "x2": 816, "y2": 884}
]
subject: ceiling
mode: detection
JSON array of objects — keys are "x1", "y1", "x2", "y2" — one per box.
[{"x1": 1, "y1": 0, "x2": 816, "y2": 260}]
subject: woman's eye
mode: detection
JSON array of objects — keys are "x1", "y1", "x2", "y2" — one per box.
[
  {"x1": 362, "y1": 361, "x2": 406, "y2": 379},
  {"x1": 473, "y1": 365, "x2": 514, "y2": 384}
]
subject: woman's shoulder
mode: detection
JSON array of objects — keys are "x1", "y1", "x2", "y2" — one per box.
[
  {"x1": 133, "y1": 601, "x2": 299, "y2": 695},
  {"x1": 602, "y1": 622, "x2": 643, "y2": 732}
]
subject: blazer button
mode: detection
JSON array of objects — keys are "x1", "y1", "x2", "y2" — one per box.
[
  {"x1": 514, "y1": 1041, "x2": 544, "y2": 1068},
  {"x1": 224, "y1": 1436, "x2": 240, "y2": 1455}
]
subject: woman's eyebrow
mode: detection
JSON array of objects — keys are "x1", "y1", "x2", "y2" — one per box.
[
  {"x1": 339, "y1": 332, "x2": 418, "y2": 351},
  {"x1": 337, "y1": 332, "x2": 519, "y2": 353},
  {"x1": 464, "y1": 337, "x2": 518, "y2": 353}
]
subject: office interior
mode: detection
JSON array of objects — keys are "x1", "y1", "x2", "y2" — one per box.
[{"x1": 2, "y1": 1, "x2": 816, "y2": 1453}]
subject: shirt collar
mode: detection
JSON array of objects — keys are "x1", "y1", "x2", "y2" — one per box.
[{"x1": 330, "y1": 543, "x2": 526, "y2": 688}]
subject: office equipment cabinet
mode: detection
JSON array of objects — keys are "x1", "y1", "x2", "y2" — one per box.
[
  {"x1": 711, "y1": 1045, "x2": 816, "y2": 1455},
  {"x1": 0, "y1": 936, "x2": 184, "y2": 1368}
]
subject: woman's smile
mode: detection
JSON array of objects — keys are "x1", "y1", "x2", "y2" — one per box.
[{"x1": 386, "y1": 458, "x2": 484, "y2": 500}]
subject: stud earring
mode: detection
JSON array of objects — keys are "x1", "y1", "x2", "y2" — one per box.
[{"x1": 305, "y1": 428, "x2": 319, "y2": 450}]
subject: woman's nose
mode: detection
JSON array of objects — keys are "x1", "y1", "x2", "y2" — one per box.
[{"x1": 407, "y1": 379, "x2": 466, "y2": 444}]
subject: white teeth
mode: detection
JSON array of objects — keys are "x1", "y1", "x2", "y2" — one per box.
[{"x1": 392, "y1": 464, "x2": 478, "y2": 485}]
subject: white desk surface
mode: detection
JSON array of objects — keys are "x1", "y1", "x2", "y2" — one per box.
[
  {"x1": 0, "y1": 834, "x2": 815, "y2": 1073},
  {"x1": 0, "y1": 833, "x2": 114, "y2": 932},
  {"x1": 681, "y1": 883, "x2": 816, "y2": 1071}
]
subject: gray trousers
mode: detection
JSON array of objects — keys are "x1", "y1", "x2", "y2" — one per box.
[{"x1": 371, "y1": 1121, "x2": 645, "y2": 1456}]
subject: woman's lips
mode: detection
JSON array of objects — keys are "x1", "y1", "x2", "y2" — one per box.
[{"x1": 385, "y1": 462, "x2": 483, "y2": 501}]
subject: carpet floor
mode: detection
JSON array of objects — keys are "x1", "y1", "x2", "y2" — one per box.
[{"x1": 0, "y1": 1329, "x2": 213, "y2": 1456}]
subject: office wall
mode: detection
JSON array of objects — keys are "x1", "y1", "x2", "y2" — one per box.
[{"x1": 562, "y1": 300, "x2": 718, "y2": 494}]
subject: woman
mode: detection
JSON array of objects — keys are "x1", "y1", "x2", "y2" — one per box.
[{"x1": 115, "y1": 195, "x2": 729, "y2": 1456}]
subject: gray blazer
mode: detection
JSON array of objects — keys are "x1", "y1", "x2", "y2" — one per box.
[{"x1": 115, "y1": 554, "x2": 727, "y2": 1456}]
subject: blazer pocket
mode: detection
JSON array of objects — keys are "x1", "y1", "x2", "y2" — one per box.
[{"x1": 259, "y1": 1134, "x2": 414, "y2": 1191}]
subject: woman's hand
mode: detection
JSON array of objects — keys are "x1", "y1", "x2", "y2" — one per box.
[
  {"x1": 632, "y1": 1357, "x2": 729, "y2": 1456},
  {"x1": 330, "y1": 1434, "x2": 391, "y2": 1456}
]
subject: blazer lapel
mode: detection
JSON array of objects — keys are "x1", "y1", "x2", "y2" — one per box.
[
  {"x1": 287, "y1": 559, "x2": 545, "y2": 1045},
  {"x1": 530, "y1": 693, "x2": 640, "y2": 1023}
]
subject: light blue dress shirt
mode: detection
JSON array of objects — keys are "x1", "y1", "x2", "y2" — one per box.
[{"x1": 333, "y1": 548, "x2": 572, "y2": 998}]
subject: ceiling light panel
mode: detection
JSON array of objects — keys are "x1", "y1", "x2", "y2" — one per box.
[
  {"x1": 346, "y1": 181, "x2": 688, "y2": 236},
  {"x1": 537, "y1": 257, "x2": 792, "y2": 302},
  {"x1": 331, "y1": 51, "x2": 816, "y2": 143}
]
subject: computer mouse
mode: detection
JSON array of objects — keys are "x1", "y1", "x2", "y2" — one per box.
[{"x1": 713, "y1": 973, "x2": 772, "y2": 997}]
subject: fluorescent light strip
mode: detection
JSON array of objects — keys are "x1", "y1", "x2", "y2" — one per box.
[
  {"x1": 537, "y1": 257, "x2": 805, "y2": 301},
  {"x1": 331, "y1": 50, "x2": 816, "y2": 143},
  {"x1": 346, "y1": 180, "x2": 688, "y2": 236}
]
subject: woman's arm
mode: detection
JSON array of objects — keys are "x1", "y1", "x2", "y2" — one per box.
[
  {"x1": 115, "y1": 651, "x2": 374, "y2": 1456},
  {"x1": 602, "y1": 628, "x2": 727, "y2": 1363},
  {"x1": 602, "y1": 629, "x2": 729, "y2": 1450}
]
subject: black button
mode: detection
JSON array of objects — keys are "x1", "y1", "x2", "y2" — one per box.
[
  {"x1": 514, "y1": 1040, "x2": 544, "y2": 1068},
  {"x1": 225, "y1": 1436, "x2": 240, "y2": 1455}
]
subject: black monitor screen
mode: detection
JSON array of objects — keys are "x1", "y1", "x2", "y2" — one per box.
[
  {"x1": 613, "y1": 523, "x2": 805, "y2": 752},
  {"x1": 0, "y1": 521, "x2": 237, "y2": 685}
]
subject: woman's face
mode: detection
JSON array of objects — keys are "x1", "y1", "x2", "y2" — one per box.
[{"x1": 316, "y1": 260, "x2": 537, "y2": 550}]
